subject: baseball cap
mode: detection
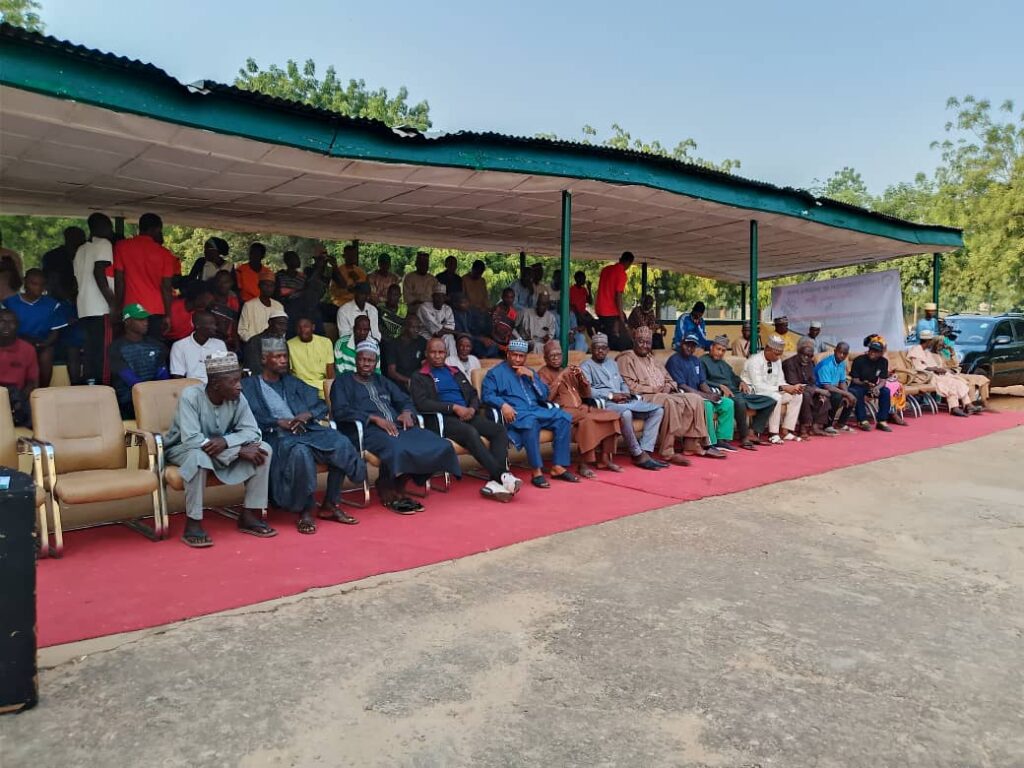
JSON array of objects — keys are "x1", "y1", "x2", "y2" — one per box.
[{"x1": 122, "y1": 303, "x2": 151, "y2": 320}]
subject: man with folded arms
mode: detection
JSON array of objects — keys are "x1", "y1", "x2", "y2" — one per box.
[
  {"x1": 410, "y1": 337, "x2": 519, "y2": 502},
  {"x1": 814, "y1": 342, "x2": 857, "y2": 433},
  {"x1": 700, "y1": 334, "x2": 776, "y2": 450},
  {"x1": 666, "y1": 333, "x2": 737, "y2": 451},
  {"x1": 163, "y1": 352, "x2": 276, "y2": 547},
  {"x1": 782, "y1": 338, "x2": 832, "y2": 438},
  {"x1": 741, "y1": 335, "x2": 803, "y2": 444}
]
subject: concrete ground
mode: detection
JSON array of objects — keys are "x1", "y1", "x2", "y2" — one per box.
[{"x1": 2, "y1": 420, "x2": 1023, "y2": 767}]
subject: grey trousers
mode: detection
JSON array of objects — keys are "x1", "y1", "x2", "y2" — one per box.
[
  {"x1": 603, "y1": 400, "x2": 663, "y2": 456},
  {"x1": 184, "y1": 444, "x2": 273, "y2": 521}
]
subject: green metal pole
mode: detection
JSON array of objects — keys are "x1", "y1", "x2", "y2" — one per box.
[
  {"x1": 749, "y1": 220, "x2": 759, "y2": 353},
  {"x1": 559, "y1": 190, "x2": 572, "y2": 366},
  {"x1": 932, "y1": 252, "x2": 941, "y2": 312},
  {"x1": 741, "y1": 282, "x2": 747, "y2": 323},
  {"x1": 641, "y1": 261, "x2": 648, "y2": 299},
  {"x1": 114, "y1": 216, "x2": 125, "y2": 239}
]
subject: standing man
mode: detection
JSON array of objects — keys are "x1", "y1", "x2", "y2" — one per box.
[
  {"x1": 287, "y1": 317, "x2": 334, "y2": 397},
  {"x1": 595, "y1": 251, "x2": 634, "y2": 351},
  {"x1": 114, "y1": 212, "x2": 177, "y2": 339},
  {"x1": 666, "y1": 334, "x2": 737, "y2": 451},
  {"x1": 461, "y1": 259, "x2": 490, "y2": 312},
  {"x1": 782, "y1": 338, "x2": 832, "y2": 438},
  {"x1": 329, "y1": 243, "x2": 367, "y2": 308},
  {"x1": 701, "y1": 334, "x2": 776, "y2": 450},
  {"x1": 509, "y1": 265, "x2": 536, "y2": 313},
  {"x1": 0, "y1": 309, "x2": 37, "y2": 427},
  {"x1": 435, "y1": 255, "x2": 463, "y2": 298},
  {"x1": 402, "y1": 251, "x2": 437, "y2": 312},
  {"x1": 188, "y1": 237, "x2": 231, "y2": 283},
  {"x1": 74, "y1": 212, "x2": 117, "y2": 384},
  {"x1": 238, "y1": 277, "x2": 285, "y2": 342},
  {"x1": 4, "y1": 268, "x2": 68, "y2": 387},
  {"x1": 170, "y1": 310, "x2": 227, "y2": 383},
  {"x1": 235, "y1": 243, "x2": 273, "y2": 303},
  {"x1": 163, "y1": 352, "x2": 276, "y2": 547},
  {"x1": 41, "y1": 225, "x2": 85, "y2": 305},
  {"x1": 580, "y1": 332, "x2": 665, "y2": 470},
  {"x1": 336, "y1": 281, "x2": 380, "y2": 340},
  {"x1": 674, "y1": 301, "x2": 710, "y2": 351},
  {"x1": 814, "y1": 341, "x2": 857, "y2": 433},
  {"x1": 368, "y1": 253, "x2": 400, "y2": 306},
  {"x1": 916, "y1": 302, "x2": 939, "y2": 339},
  {"x1": 741, "y1": 335, "x2": 803, "y2": 443},
  {"x1": 107, "y1": 304, "x2": 170, "y2": 418},
  {"x1": 760, "y1": 316, "x2": 800, "y2": 354}
]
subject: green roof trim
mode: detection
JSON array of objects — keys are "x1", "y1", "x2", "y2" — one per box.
[{"x1": 0, "y1": 24, "x2": 963, "y2": 250}]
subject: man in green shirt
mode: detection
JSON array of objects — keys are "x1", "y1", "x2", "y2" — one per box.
[{"x1": 699, "y1": 335, "x2": 777, "y2": 450}]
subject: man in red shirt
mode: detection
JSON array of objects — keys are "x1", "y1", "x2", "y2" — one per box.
[
  {"x1": 595, "y1": 251, "x2": 635, "y2": 351},
  {"x1": 0, "y1": 308, "x2": 38, "y2": 426},
  {"x1": 235, "y1": 242, "x2": 275, "y2": 303},
  {"x1": 114, "y1": 213, "x2": 177, "y2": 339}
]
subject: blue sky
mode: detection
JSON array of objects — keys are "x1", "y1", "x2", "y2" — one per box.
[{"x1": 39, "y1": 0, "x2": 1024, "y2": 193}]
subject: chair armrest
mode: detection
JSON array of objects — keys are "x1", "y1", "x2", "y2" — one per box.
[
  {"x1": 125, "y1": 427, "x2": 160, "y2": 472},
  {"x1": 31, "y1": 437, "x2": 57, "y2": 491},
  {"x1": 416, "y1": 412, "x2": 445, "y2": 436},
  {"x1": 337, "y1": 419, "x2": 365, "y2": 453},
  {"x1": 16, "y1": 436, "x2": 45, "y2": 490}
]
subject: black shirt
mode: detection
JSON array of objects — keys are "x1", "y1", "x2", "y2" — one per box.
[
  {"x1": 42, "y1": 246, "x2": 77, "y2": 303},
  {"x1": 850, "y1": 354, "x2": 888, "y2": 385},
  {"x1": 382, "y1": 336, "x2": 426, "y2": 386},
  {"x1": 435, "y1": 270, "x2": 463, "y2": 298}
]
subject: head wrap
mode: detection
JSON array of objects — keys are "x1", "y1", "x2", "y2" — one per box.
[
  {"x1": 432, "y1": 282, "x2": 446, "y2": 295},
  {"x1": 355, "y1": 339, "x2": 380, "y2": 356},
  {"x1": 508, "y1": 338, "x2": 529, "y2": 353},
  {"x1": 809, "y1": 321, "x2": 822, "y2": 329},
  {"x1": 683, "y1": 333, "x2": 700, "y2": 345},
  {"x1": 204, "y1": 351, "x2": 240, "y2": 376},
  {"x1": 269, "y1": 308, "x2": 289, "y2": 320},
  {"x1": 543, "y1": 339, "x2": 562, "y2": 355},
  {"x1": 767, "y1": 335, "x2": 785, "y2": 352},
  {"x1": 712, "y1": 334, "x2": 730, "y2": 348},
  {"x1": 918, "y1": 329, "x2": 935, "y2": 340},
  {"x1": 591, "y1": 332, "x2": 609, "y2": 346},
  {"x1": 634, "y1": 326, "x2": 653, "y2": 343},
  {"x1": 261, "y1": 336, "x2": 287, "y2": 354},
  {"x1": 774, "y1": 315, "x2": 789, "y2": 324},
  {"x1": 923, "y1": 302, "x2": 937, "y2": 311}
]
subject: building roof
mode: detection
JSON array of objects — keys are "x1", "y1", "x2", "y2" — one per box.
[{"x1": 0, "y1": 23, "x2": 962, "y2": 282}]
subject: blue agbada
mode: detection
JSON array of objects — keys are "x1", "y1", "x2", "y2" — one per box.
[
  {"x1": 241, "y1": 373, "x2": 365, "y2": 512},
  {"x1": 481, "y1": 361, "x2": 572, "y2": 468},
  {"x1": 330, "y1": 371, "x2": 461, "y2": 485},
  {"x1": 665, "y1": 352, "x2": 706, "y2": 391}
]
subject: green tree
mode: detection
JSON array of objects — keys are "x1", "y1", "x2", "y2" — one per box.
[
  {"x1": 0, "y1": 0, "x2": 44, "y2": 31},
  {"x1": 235, "y1": 59, "x2": 431, "y2": 131}
]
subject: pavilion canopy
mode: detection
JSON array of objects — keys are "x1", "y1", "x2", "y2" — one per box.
[{"x1": 0, "y1": 24, "x2": 962, "y2": 282}]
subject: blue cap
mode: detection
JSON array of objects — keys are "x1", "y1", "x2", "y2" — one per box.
[
  {"x1": 683, "y1": 333, "x2": 700, "y2": 344},
  {"x1": 508, "y1": 338, "x2": 529, "y2": 353}
]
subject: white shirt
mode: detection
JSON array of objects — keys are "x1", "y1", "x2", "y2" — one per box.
[
  {"x1": 169, "y1": 334, "x2": 227, "y2": 383},
  {"x1": 741, "y1": 351, "x2": 786, "y2": 400},
  {"x1": 446, "y1": 354, "x2": 480, "y2": 379},
  {"x1": 74, "y1": 238, "x2": 114, "y2": 318},
  {"x1": 417, "y1": 302, "x2": 455, "y2": 338},
  {"x1": 336, "y1": 300, "x2": 380, "y2": 341},
  {"x1": 237, "y1": 297, "x2": 284, "y2": 342}
]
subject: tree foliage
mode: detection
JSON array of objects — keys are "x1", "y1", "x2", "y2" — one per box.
[{"x1": 0, "y1": 0, "x2": 44, "y2": 31}]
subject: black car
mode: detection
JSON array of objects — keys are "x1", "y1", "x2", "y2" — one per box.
[{"x1": 945, "y1": 313, "x2": 1024, "y2": 387}]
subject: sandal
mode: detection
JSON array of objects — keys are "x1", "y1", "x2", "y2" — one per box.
[
  {"x1": 552, "y1": 471, "x2": 580, "y2": 483},
  {"x1": 385, "y1": 498, "x2": 420, "y2": 514},
  {"x1": 531, "y1": 475, "x2": 551, "y2": 489},
  {"x1": 317, "y1": 505, "x2": 360, "y2": 525},
  {"x1": 598, "y1": 461, "x2": 624, "y2": 473},
  {"x1": 782, "y1": 433, "x2": 802, "y2": 442},
  {"x1": 297, "y1": 517, "x2": 317, "y2": 535},
  {"x1": 768, "y1": 435, "x2": 784, "y2": 445},
  {"x1": 740, "y1": 440, "x2": 758, "y2": 451},
  {"x1": 238, "y1": 521, "x2": 278, "y2": 538},
  {"x1": 578, "y1": 466, "x2": 597, "y2": 480},
  {"x1": 180, "y1": 532, "x2": 213, "y2": 548}
]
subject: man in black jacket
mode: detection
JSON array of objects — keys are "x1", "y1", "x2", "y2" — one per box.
[{"x1": 410, "y1": 338, "x2": 519, "y2": 502}]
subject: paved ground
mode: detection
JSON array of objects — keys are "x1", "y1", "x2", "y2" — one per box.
[{"x1": 2, "y1": 422, "x2": 1023, "y2": 768}]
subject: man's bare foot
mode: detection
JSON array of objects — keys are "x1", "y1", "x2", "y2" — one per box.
[{"x1": 297, "y1": 509, "x2": 317, "y2": 535}]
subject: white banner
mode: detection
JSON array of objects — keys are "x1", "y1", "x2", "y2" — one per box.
[{"x1": 770, "y1": 270, "x2": 907, "y2": 351}]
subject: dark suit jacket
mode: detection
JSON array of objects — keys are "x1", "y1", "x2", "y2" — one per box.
[{"x1": 409, "y1": 364, "x2": 481, "y2": 416}]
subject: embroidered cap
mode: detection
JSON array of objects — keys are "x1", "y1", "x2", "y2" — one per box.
[
  {"x1": 712, "y1": 335, "x2": 730, "y2": 347},
  {"x1": 591, "y1": 332, "x2": 609, "y2": 346},
  {"x1": 508, "y1": 338, "x2": 529, "y2": 353},
  {"x1": 261, "y1": 336, "x2": 288, "y2": 353},
  {"x1": 355, "y1": 339, "x2": 380, "y2": 356},
  {"x1": 766, "y1": 335, "x2": 786, "y2": 352},
  {"x1": 204, "y1": 351, "x2": 240, "y2": 376}
]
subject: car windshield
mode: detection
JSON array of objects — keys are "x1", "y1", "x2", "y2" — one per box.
[{"x1": 947, "y1": 318, "x2": 992, "y2": 345}]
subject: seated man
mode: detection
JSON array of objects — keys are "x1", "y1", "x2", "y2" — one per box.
[
  {"x1": 163, "y1": 351, "x2": 276, "y2": 547},
  {"x1": 447, "y1": 334, "x2": 481, "y2": 379},
  {"x1": 627, "y1": 294, "x2": 666, "y2": 350},
  {"x1": 331, "y1": 339, "x2": 461, "y2": 513},
  {"x1": 849, "y1": 339, "x2": 898, "y2": 430},
  {"x1": 806, "y1": 321, "x2": 832, "y2": 354},
  {"x1": 242, "y1": 337, "x2": 366, "y2": 533},
  {"x1": 666, "y1": 333, "x2": 737, "y2": 451},
  {"x1": 417, "y1": 282, "x2": 457, "y2": 357},
  {"x1": 287, "y1": 317, "x2": 334, "y2": 396},
  {"x1": 378, "y1": 283, "x2": 405, "y2": 341},
  {"x1": 579, "y1": 332, "x2": 665, "y2": 470},
  {"x1": 382, "y1": 314, "x2": 426, "y2": 390},
  {"x1": 108, "y1": 304, "x2": 170, "y2": 418},
  {"x1": 4, "y1": 268, "x2": 67, "y2": 387},
  {"x1": 814, "y1": 341, "x2": 857, "y2": 433},
  {"x1": 482, "y1": 338, "x2": 578, "y2": 488},
  {"x1": 0, "y1": 308, "x2": 37, "y2": 427},
  {"x1": 237, "y1": 276, "x2": 285, "y2": 342},
  {"x1": 940, "y1": 333, "x2": 989, "y2": 407},
  {"x1": 781, "y1": 338, "x2": 832, "y2": 438},
  {"x1": 170, "y1": 309, "x2": 226, "y2": 383},
  {"x1": 410, "y1": 337, "x2": 518, "y2": 502},
  {"x1": 741, "y1": 335, "x2": 803, "y2": 443},
  {"x1": 730, "y1": 322, "x2": 751, "y2": 358},
  {"x1": 242, "y1": 309, "x2": 288, "y2": 375},
  {"x1": 518, "y1": 291, "x2": 560, "y2": 353},
  {"x1": 452, "y1": 292, "x2": 499, "y2": 358},
  {"x1": 700, "y1": 334, "x2": 776, "y2": 450},
  {"x1": 617, "y1": 327, "x2": 726, "y2": 464},
  {"x1": 908, "y1": 330, "x2": 977, "y2": 417},
  {"x1": 491, "y1": 288, "x2": 521, "y2": 355},
  {"x1": 334, "y1": 314, "x2": 381, "y2": 376},
  {"x1": 336, "y1": 281, "x2": 380, "y2": 341}
]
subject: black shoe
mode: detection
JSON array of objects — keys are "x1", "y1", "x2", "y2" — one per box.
[
  {"x1": 635, "y1": 459, "x2": 662, "y2": 471},
  {"x1": 714, "y1": 441, "x2": 739, "y2": 453},
  {"x1": 647, "y1": 457, "x2": 670, "y2": 468},
  {"x1": 876, "y1": 423, "x2": 892, "y2": 432}
]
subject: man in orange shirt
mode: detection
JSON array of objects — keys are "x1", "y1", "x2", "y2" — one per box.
[
  {"x1": 113, "y1": 212, "x2": 177, "y2": 339},
  {"x1": 235, "y1": 242, "x2": 274, "y2": 303},
  {"x1": 595, "y1": 251, "x2": 634, "y2": 351}
]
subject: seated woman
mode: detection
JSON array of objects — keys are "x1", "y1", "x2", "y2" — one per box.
[
  {"x1": 537, "y1": 340, "x2": 623, "y2": 478},
  {"x1": 331, "y1": 339, "x2": 461, "y2": 514}
]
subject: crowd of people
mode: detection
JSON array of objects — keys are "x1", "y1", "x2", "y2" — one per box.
[{"x1": 0, "y1": 215, "x2": 991, "y2": 548}]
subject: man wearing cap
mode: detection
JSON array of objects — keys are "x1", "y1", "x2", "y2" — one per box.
[
  {"x1": 579, "y1": 332, "x2": 665, "y2": 469},
  {"x1": 803, "y1": 321, "x2": 830, "y2": 354},
  {"x1": 336, "y1": 280, "x2": 380, "y2": 341},
  {"x1": 731, "y1": 322, "x2": 751, "y2": 358},
  {"x1": 849, "y1": 339, "x2": 897, "y2": 430},
  {"x1": 164, "y1": 351, "x2": 276, "y2": 547},
  {"x1": 782, "y1": 337, "x2": 832, "y2": 438},
  {"x1": 673, "y1": 301, "x2": 710, "y2": 351},
  {"x1": 814, "y1": 342, "x2": 857, "y2": 432},
  {"x1": 411, "y1": 337, "x2": 519, "y2": 501},
  {"x1": 243, "y1": 310, "x2": 289, "y2": 375},
  {"x1": 701, "y1": 334, "x2": 777, "y2": 450},
  {"x1": 518, "y1": 290, "x2": 560, "y2": 354},
  {"x1": 332, "y1": 338, "x2": 461, "y2": 513},
  {"x1": 741, "y1": 335, "x2": 804, "y2": 443},
  {"x1": 242, "y1": 337, "x2": 366, "y2": 533},
  {"x1": 760, "y1": 316, "x2": 799, "y2": 354},
  {"x1": 916, "y1": 303, "x2": 939, "y2": 339},
  {"x1": 237, "y1": 274, "x2": 285, "y2": 342},
  {"x1": 417, "y1": 282, "x2": 458, "y2": 357},
  {"x1": 170, "y1": 309, "x2": 227, "y2": 383},
  {"x1": 666, "y1": 334, "x2": 737, "y2": 451},
  {"x1": 907, "y1": 330, "x2": 976, "y2": 417},
  {"x1": 107, "y1": 303, "x2": 170, "y2": 418},
  {"x1": 335, "y1": 314, "x2": 382, "y2": 376},
  {"x1": 616, "y1": 326, "x2": 725, "y2": 463},
  {"x1": 482, "y1": 338, "x2": 578, "y2": 487}
]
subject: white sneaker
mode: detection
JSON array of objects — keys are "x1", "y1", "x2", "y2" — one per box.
[
  {"x1": 481, "y1": 480, "x2": 513, "y2": 503},
  {"x1": 501, "y1": 472, "x2": 522, "y2": 495}
]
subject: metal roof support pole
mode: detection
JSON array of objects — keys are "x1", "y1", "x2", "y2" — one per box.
[
  {"x1": 519, "y1": 251, "x2": 527, "y2": 271},
  {"x1": 114, "y1": 216, "x2": 124, "y2": 239},
  {"x1": 559, "y1": 190, "x2": 572, "y2": 367},
  {"x1": 741, "y1": 282, "x2": 747, "y2": 323},
  {"x1": 641, "y1": 261, "x2": 649, "y2": 300},
  {"x1": 932, "y1": 253, "x2": 941, "y2": 312},
  {"x1": 749, "y1": 220, "x2": 759, "y2": 354}
]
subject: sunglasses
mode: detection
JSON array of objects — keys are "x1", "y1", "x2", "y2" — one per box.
[{"x1": 766, "y1": 361, "x2": 773, "y2": 373}]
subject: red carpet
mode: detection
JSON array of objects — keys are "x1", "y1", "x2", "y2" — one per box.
[{"x1": 37, "y1": 411, "x2": 1024, "y2": 647}]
